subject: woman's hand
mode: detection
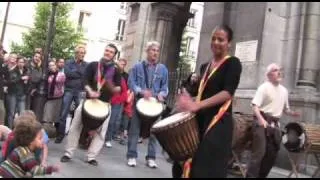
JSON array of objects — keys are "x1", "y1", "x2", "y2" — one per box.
[{"x1": 176, "y1": 93, "x2": 200, "y2": 113}]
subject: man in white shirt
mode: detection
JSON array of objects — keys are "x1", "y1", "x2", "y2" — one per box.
[{"x1": 246, "y1": 63, "x2": 300, "y2": 178}]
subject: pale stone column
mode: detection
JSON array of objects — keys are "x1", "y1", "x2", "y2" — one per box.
[
  {"x1": 282, "y1": 2, "x2": 303, "y2": 90},
  {"x1": 155, "y1": 10, "x2": 175, "y2": 66},
  {"x1": 297, "y1": 2, "x2": 320, "y2": 88}
]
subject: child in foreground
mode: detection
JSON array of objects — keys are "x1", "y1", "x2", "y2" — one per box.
[
  {"x1": 1, "y1": 110, "x2": 50, "y2": 166},
  {"x1": 0, "y1": 115, "x2": 59, "y2": 178}
]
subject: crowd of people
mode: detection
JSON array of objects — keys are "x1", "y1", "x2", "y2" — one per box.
[{"x1": 0, "y1": 24, "x2": 300, "y2": 178}]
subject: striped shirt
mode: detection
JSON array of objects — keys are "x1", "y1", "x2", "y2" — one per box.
[{"x1": 0, "y1": 146, "x2": 54, "y2": 178}]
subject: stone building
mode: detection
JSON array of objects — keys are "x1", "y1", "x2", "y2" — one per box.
[
  {"x1": 0, "y1": 2, "x2": 128, "y2": 62},
  {"x1": 122, "y1": 2, "x2": 192, "y2": 72}
]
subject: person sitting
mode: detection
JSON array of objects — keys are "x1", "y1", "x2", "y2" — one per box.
[
  {"x1": 0, "y1": 115, "x2": 59, "y2": 178},
  {"x1": 1, "y1": 110, "x2": 49, "y2": 167}
]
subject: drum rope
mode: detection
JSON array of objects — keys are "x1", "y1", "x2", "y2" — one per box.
[{"x1": 182, "y1": 55, "x2": 231, "y2": 178}]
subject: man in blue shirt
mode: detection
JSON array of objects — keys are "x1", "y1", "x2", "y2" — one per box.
[
  {"x1": 126, "y1": 41, "x2": 169, "y2": 168},
  {"x1": 55, "y1": 45, "x2": 88, "y2": 143}
]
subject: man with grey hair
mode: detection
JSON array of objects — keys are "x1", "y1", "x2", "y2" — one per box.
[
  {"x1": 246, "y1": 63, "x2": 300, "y2": 178},
  {"x1": 55, "y1": 44, "x2": 88, "y2": 143},
  {"x1": 126, "y1": 41, "x2": 169, "y2": 168}
]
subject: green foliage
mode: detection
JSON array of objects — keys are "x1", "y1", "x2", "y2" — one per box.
[
  {"x1": 178, "y1": 29, "x2": 191, "y2": 73},
  {"x1": 11, "y1": 2, "x2": 84, "y2": 59}
]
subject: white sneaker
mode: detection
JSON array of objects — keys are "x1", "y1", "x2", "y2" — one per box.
[
  {"x1": 127, "y1": 158, "x2": 137, "y2": 167},
  {"x1": 146, "y1": 159, "x2": 158, "y2": 168},
  {"x1": 105, "y1": 141, "x2": 112, "y2": 148}
]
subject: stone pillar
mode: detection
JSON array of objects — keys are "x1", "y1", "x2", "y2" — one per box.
[
  {"x1": 282, "y1": 2, "x2": 303, "y2": 90},
  {"x1": 155, "y1": 9, "x2": 176, "y2": 66},
  {"x1": 195, "y1": 2, "x2": 225, "y2": 72},
  {"x1": 151, "y1": 2, "x2": 191, "y2": 72},
  {"x1": 297, "y1": 2, "x2": 320, "y2": 89}
]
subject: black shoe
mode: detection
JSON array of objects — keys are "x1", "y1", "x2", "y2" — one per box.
[
  {"x1": 60, "y1": 155, "x2": 71, "y2": 162},
  {"x1": 87, "y1": 159, "x2": 98, "y2": 166},
  {"x1": 55, "y1": 135, "x2": 64, "y2": 144}
]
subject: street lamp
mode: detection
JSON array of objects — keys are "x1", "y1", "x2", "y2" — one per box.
[
  {"x1": 43, "y1": 2, "x2": 58, "y2": 73},
  {"x1": 0, "y1": 2, "x2": 11, "y2": 44}
]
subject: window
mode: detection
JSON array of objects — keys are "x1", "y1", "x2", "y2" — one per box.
[
  {"x1": 116, "y1": 19, "x2": 126, "y2": 41},
  {"x1": 130, "y1": 4, "x2": 140, "y2": 23},
  {"x1": 78, "y1": 11, "x2": 91, "y2": 32},
  {"x1": 187, "y1": 9, "x2": 197, "y2": 28},
  {"x1": 117, "y1": 52, "x2": 121, "y2": 60},
  {"x1": 186, "y1": 37, "x2": 194, "y2": 57}
]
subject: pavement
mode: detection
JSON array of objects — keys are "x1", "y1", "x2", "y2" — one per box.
[{"x1": 34, "y1": 137, "x2": 312, "y2": 178}]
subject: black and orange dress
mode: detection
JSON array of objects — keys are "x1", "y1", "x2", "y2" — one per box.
[{"x1": 188, "y1": 55, "x2": 242, "y2": 178}]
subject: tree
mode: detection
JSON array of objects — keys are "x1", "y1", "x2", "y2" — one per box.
[
  {"x1": 11, "y1": 2, "x2": 84, "y2": 60},
  {"x1": 178, "y1": 29, "x2": 191, "y2": 73}
]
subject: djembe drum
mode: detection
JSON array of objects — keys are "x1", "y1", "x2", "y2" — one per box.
[
  {"x1": 136, "y1": 97, "x2": 164, "y2": 138},
  {"x1": 282, "y1": 122, "x2": 320, "y2": 153},
  {"x1": 151, "y1": 112, "x2": 199, "y2": 161},
  {"x1": 79, "y1": 98, "x2": 110, "y2": 149}
]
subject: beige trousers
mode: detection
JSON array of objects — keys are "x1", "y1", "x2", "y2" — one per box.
[{"x1": 64, "y1": 102, "x2": 110, "y2": 161}]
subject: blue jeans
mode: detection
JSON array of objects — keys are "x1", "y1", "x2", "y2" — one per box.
[
  {"x1": 106, "y1": 104, "x2": 123, "y2": 142},
  {"x1": 126, "y1": 105, "x2": 157, "y2": 160},
  {"x1": 6, "y1": 94, "x2": 26, "y2": 129},
  {"x1": 120, "y1": 113, "x2": 130, "y2": 132},
  {"x1": 57, "y1": 90, "x2": 82, "y2": 135}
]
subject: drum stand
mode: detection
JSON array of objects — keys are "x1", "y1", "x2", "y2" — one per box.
[
  {"x1": 287, "y1": 147, "x2": 320, "y2": 178},
  {"x1": 286, "y1": 152, "x2": 305, "y2": 178}
]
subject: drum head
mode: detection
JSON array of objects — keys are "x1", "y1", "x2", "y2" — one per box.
[
  {"x1": 152, "y1": 112, "x2": 191, "y2": 129},
  {"x1": 83, "y1": 99, "x2": 109, "y2": 118},
  {"x1": 136, "y1": 97, "x2": 163, "y2": 117},
  {"x1": 282, "y1": 122, "x2": 306, "y2": 152}
]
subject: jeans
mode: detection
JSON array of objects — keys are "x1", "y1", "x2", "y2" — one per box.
[
  {"x1": 6, "y1": 94, "x2": 26, "y2": 129},
  {"x1": 105, "y1": 104, "x2": 123, "y2": 142},
  {"x1": 120, "y1": 113, "x2": 130, "y2": 132},
  {"x1": 0, "y1": 100, "x2": 5, "y2": 126},
  {"x1": 57, "y1": 90, "x2": 82, "y2": 135},
  {"x1": 126, "y1": 106, "x2": 157, "y2": 160}
]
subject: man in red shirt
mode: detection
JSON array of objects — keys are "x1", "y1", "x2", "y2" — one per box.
[{"x1": 105, "y1": 72, "x2": 128, "y2": 148}]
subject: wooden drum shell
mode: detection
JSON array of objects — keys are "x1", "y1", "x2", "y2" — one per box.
[{"x1": 151, "y1": 113, "x2": 200, "y2": 162}]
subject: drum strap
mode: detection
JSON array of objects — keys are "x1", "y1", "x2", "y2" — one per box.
[{"x1": 182, "y1": 55, "x2": 232, "y2": 178}]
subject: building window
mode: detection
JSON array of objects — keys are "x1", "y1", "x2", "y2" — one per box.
[
  {"x1": 130, "y1": 4, "x2": 140, "y2": 23},
  {"x1": 186, "y1": 36, "x2": 194, "y2": 57},
  {"x1": 117, "y1": 52, "x2": 121, "y2": 60},
  {"x1": 120, "y1": 2, "x2": 127, "y2": 10},
  {"x1": 116, "y1": 19, "x2": 126, "y2": 41},
  {"x1": 78, "y1": 10, "x2": 91, "y2": 32},
  {"x1": 187, "y1": 9, "x2": 197, "y2": 28}
]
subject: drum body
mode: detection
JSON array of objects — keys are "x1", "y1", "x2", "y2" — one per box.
[
  {"x1": 82, "y1": 99, "x2": 110, "y2": 131},
  {"x1": 136, "y1": 97, "x2": 163, "y2": 138},
  {"x1": 282, "y1": 122, "x2": 320, "y2": 153},
  {"x1": 232, "y1": 112, "x2": 254, "y2": 151},
  {"x1": 79, "y1": 99, "x2": 110, "y2": 149},
  {"x1": 151, "y1": 112, "x2": 199, "y2": 161}
]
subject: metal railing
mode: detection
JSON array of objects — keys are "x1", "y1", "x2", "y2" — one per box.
[{"x1": 166, "y1": 70, "x2": 192, "y2": 107}]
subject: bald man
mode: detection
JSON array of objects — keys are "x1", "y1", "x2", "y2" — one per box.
[{"x1": 246, "y1": 63, "x2": 300, "y2": 178}]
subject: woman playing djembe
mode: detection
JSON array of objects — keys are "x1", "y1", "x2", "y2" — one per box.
[{"x1": 175, "y1": 24, "x2": 242, "y2": 178}]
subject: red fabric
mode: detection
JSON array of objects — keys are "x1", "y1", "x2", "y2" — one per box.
[
  {"x1": 111, "y1": 78, "x2": 128, "y2": 105},
  {"x1": 123, "y1": 90, "x2": 134, "y2": 118},
  {"x1": 2, "y1": 132, "x2": 14, "y2": 158}
]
